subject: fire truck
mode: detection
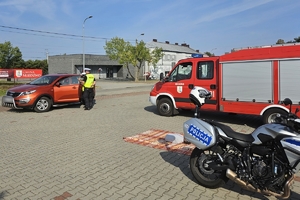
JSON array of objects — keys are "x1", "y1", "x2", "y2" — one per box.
[{"x1": 149, "y1": 43, "x2": 300, "y2": 124}]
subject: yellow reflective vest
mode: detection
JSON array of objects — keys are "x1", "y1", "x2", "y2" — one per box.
[{"x1": 84, "y1": 74, "x2": 95, "y2": 88}]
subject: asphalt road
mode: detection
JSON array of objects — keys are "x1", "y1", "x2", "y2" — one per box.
[{"x1": 0, "y1": 79, "x2": 299, "y2": 200}]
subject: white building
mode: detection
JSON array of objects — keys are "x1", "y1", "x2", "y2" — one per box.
[{"x1": 145, "y1": 39, "x2": 207, "y2": 79}]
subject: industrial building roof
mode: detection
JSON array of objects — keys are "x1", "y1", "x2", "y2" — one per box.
[{"x1": 146, "y1": 39, "x2": 202, "y2": 54}]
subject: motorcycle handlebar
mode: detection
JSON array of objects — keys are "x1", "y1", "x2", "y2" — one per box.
[
  {"x1": 276, "y1": 113, "x2": 300, "y2": 132},
  {"x1": 276, "y1": 112, "x2": 298, "y2": 120}
]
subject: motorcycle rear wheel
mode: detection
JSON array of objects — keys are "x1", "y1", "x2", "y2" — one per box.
[{"x1": 190, "y1": 147, "x2": 228, "y2": 188}]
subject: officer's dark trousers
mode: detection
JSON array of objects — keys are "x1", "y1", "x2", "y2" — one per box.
[{"x1": 83, "y1": 88, "x2": 94, "y2": 109}]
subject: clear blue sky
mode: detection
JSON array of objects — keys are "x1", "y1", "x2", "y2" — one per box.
[{"x1": 0, "y1": 0, "x2": 299, "y2": 61}]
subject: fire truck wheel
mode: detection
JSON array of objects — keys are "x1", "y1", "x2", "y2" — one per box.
[
  {"x1": 157, "y1": 98, "x2": 173, "y2": 117},
  {"x1": 263, "y1": 108, "x2": 287, "y2": 124}
]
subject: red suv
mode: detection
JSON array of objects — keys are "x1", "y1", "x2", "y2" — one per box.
[{"x1": 2, "y1": 74, "x2": 82, "y2": 112}]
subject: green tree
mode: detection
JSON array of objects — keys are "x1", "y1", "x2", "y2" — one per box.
[
  {"x1": 276, "y1": 36, "x2": 300, "y2": 44},
  {"x1": 24, "y1": 59, "x2": 48, "y2": 75},
  {"x1": 204, "y1": 52, "x2": 215, "y2": 57},
  {"x1": 294, "y1": 36, "x2": 300, "y2": 42},
  {"x1": 276, "y1": 39, "x2": 285, "y2": 44},
  {"x1": 288, "y1": 36, "x2": 300, "y2": 43},
  {"x1": 0, "y1": 41, "x2": 24, "y2": 69},
  {"x1": 104, "y1": 37, "x2": 163, "y2": 81},
  {"x1": 104, "y1": 37, "x2": 134, "y2": 79},
  {"x1": 148, "y1": 46, "x2": 164, "y2": 71},
  {"x1": 129, "y1": 40, "x2": 163, "y2": 81}
]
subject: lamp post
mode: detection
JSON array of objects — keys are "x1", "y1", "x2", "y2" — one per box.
[
  {"x1": 82, "y1": 15, "x2": 93, "y2": 72},
  {"x1": 210, "y1": 48, "x2": 217, "y2": 56},
  {"x1": 135, "y1": 33, "x2": 144, "y2": 44},
  {"x1": 135, "y1": 33, "x2": 145, "y2": 81}
]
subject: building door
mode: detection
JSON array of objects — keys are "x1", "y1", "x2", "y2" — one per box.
[{"x1": 106, "y1": 68, "x2": 110, "y2": 77}]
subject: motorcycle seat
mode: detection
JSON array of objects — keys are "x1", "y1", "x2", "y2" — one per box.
[{"x1": 206, "y1": 120, "x2": 255, "y2": 143}]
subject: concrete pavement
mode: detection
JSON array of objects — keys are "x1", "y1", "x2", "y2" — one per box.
[{"x1": 0, "y1": 79, "x2": 300, "y2": 199}]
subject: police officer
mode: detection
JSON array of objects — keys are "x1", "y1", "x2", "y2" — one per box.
[{"x1": 80, "y1": 68, "x2": 95, "y2": 110}]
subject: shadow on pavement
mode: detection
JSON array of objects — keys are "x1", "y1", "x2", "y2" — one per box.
[
  {"x1": 159, "y1": 151, "x2": 297, "y2": 200},
  {"x1": 195, "y1": 110, "x2": 263, "y2": 129},
  {"x1": 0, "y1": 191, "x2": 8, "y2": 200},
  {"x1": 144, "y1": 105, "x2": 159, "y2": 115},
  {"x1": 5, "y1": 108, "x2": 33, "y2": 113},
  {"x1": 3, "y1": 102, "x2": 83, "y2": 113},
  {"x1": 159, "y1": 151, "x2": 194, "y2": 181},
  {"x1": 145, "y1": 105, "x2": 263, "y2": 129},
  {"x1": 290, "y1": 191, "x2": 300, "y2": 199}
]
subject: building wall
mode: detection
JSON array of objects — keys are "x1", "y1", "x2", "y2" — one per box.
[
  {"x1": 48, "y1": 54, "x2": 140, "y2": 79},
  {"x1": 145, "y1": 40, "x2": 205, "y2": 79},
  {"x1": 145, "y1": 50, "x2": 202, "y2": 79},
  {"x1": 48, "y1": 54, "x2": 81, "y2": 74}
]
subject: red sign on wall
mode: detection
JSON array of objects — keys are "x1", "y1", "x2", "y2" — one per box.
[
  {"x1": 0, "y1": 69, "x2": 42, "y2": 79},
  {"x1": 0, "y1": 69, "x2": 14, "y2": 78},
  {"x1": 14, "y1": 69, "x2": 42, "y2": 78}
]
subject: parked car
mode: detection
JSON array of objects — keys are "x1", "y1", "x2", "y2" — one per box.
[{"x1": 2, "y1": 74, "x2": 82, "y2": 112}]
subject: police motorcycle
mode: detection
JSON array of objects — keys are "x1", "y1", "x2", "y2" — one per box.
[{"x1": 183, "y1": 86, "x2": 300, "y2": 199}]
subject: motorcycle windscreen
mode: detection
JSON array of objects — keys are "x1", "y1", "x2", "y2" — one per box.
[{"x1": 183, "y1": 118, "x2": 217, "y2": 150}]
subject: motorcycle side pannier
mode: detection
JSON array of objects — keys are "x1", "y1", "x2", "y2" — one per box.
[{"x1": 183, "y1": 118, "x2": 217, "y2": 150}]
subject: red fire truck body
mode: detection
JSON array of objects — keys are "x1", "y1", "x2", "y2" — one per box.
[{"x1": 149, "y1": 44, "x2": 300, "y2": 123}]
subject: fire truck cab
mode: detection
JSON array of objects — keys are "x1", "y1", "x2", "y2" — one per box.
[{"x1": 149, "y1": 43, "x2": 300, "y2": 124}]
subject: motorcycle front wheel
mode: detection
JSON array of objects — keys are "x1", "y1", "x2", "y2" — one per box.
[{"x1": 190, "y1": 147, "x2": 228, "y2": 188}]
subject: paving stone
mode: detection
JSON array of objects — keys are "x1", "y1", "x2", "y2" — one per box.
[
  {"x1": 187, "y1": 192, "x2": 212, "y2": 200},
  {"x1": 132, "y1": 193, "x2": 149, "y2": 199},
  {"x1": 120, "y1": 193, "x2": 137, "y2": 199},
  {"x1": 153, "y1": 187, "x2": 169, "y2": 197},
  {"x1": 127, "y1": 186, "x2": 144, "y2": 197}
]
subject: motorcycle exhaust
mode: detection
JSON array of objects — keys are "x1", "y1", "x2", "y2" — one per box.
[{"x1": 226, "y1": 169, "x2": 294, "y2": 199}]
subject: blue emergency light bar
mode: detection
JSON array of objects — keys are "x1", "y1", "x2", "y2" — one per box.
[{"x1": 191, "y1": 54, "x2": 203, "y2": 58}]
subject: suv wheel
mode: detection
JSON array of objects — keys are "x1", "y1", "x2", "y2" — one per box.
[{"x1": 34, "y1": 97, "x2": 52, "y2": 113}]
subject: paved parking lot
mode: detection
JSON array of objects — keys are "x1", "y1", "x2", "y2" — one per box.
[{"x1": 0, "y1": 79, "x2": 300, "y2": 199}]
